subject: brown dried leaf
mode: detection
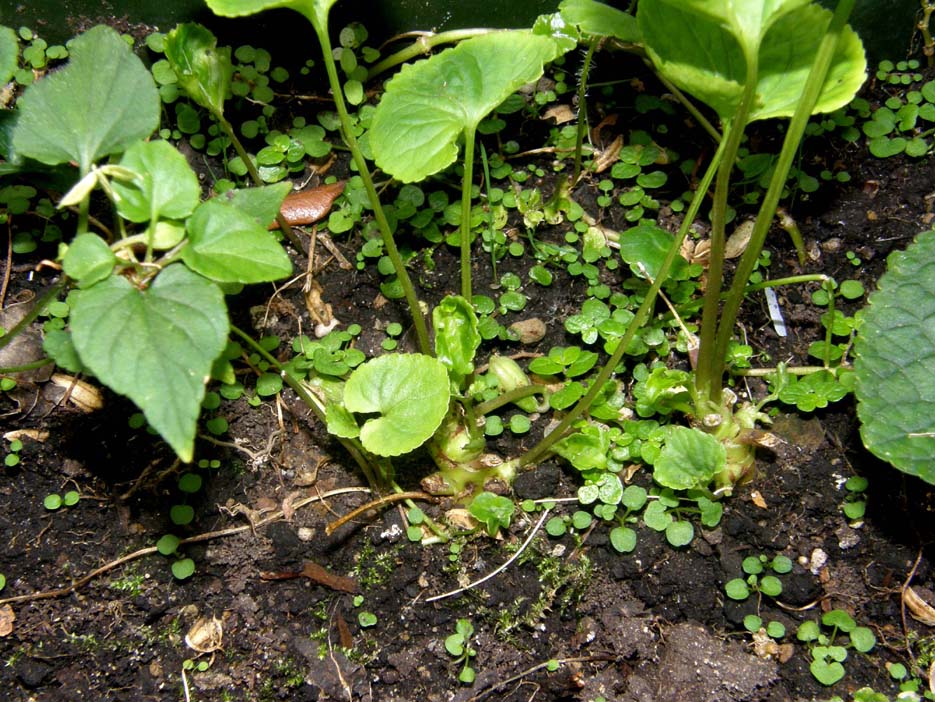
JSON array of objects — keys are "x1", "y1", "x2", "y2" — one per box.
[
  {"x1": 50, "y1": 374, "x2": 104, "y2": 412},
  {"x1": 275, "y1": 181, "x2": 346, "y2": 228},
  {"x1": 905, "y1": 586, "x2": 935, "y2": 626},
  {"x1": 3, "y1": 429, "x2": 49, "y2": 443},
  {"x1": 185, "y1": 615, "x2": 223, "y2": 653},
  {"x1": 542, "y1": 104, "x2": 576, "y2": 124},
  {"x1": 0, "y1": 604, "x2": 14, "y2": 637},
  {"x1": 592, "y1": 134, "x2": 623, "y2": 174}
]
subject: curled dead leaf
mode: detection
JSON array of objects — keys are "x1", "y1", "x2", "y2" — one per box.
[
  {"x1": 50, "y1": 374, "x2": 103, "y2": 412},
  {"x1": 3, "y1": 429, "x2": 49, "y2": 443},
  {"x1": 0, "y1": 604, "x2": 15, "y2": 637},
  {"x1": 592, "y1": 134, "x2": 623, "y2": 174},
  {"x1": 445, "y1": 508, "x2": 479, "y2": 531},
  {"x1": 274, "y1": 181, "x2": 345, "y2": 228},
  {"x1": 185, "y1": 615, "x2": 223, "y2": 653},
  {"x1": 905, "y1": 586, "x2": 935, "y2": 626}
]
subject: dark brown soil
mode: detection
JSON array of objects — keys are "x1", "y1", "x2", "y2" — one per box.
[{"x1": 3, "y1": 58, "x2": 935, "y2": 702}]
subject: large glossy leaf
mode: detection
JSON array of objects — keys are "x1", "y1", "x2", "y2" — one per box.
[
  {"x1": 70, "y1": 264, "x2": 228, "y2": 462},
  {"x1": 433, "y1": 295, "x2": 480, "y2": 381},
  {"x1": 343, "y1": 354, "x2": 450, "y2": 457},
  {"x1": 164, "y1": 23, "x2": 233, "y2": 117},
  {"x1": 854, "y1": 230, "x2": 935, "y2": 484},
  {"x1": 0, "y1": 26, "x2": 18, "y2": 87},
  {"x1": 371, "y1": 31, "x2": 568, "y2": 183},
  {"x1": 559, "y1": 0, "x2": 640, "y2": 42},
  {"x1": 206, "y1": 0, "x2": 337, "y2": 30},
  {"x1": 112, "y1": 141, "x2": 201, "y2": 223},
  {"x1": 11, "y1": 25, "x2": 159, "y2": 173},
  {"x1": 182, "y1": 199, "x2": 293, "y2": 283},
  {"x1": 638, "y1": 0, "x2": 865, "y2": 122}
]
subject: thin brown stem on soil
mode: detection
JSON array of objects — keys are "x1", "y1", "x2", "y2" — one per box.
[
  {"x1": 0, "y1": 486, "x2": 370, "y2": 607},
  {"x1": 900, "y1": 548, "x2": 925, "y2": 664},
  {"x1": 0, "y1": 218, "x2": 11, "y2": 307},
  {"x1": 325, "y1": 491, "x2": 437, "y2": 535},
  {"x1": 466, "y1": 655, "x2": 618, "y2": 702},
  {"x1": 425, "y1": 507, "x2": 551, "y2": 603}
]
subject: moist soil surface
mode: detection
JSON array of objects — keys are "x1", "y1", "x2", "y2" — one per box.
[{"x1": 3, "y1": 52, "x2": 935, "y2": 702}]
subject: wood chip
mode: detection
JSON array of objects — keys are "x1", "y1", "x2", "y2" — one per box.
[
  {"x1": 750, "y1": 490, "x2": 768, "y2": 509},
  {"x1": 260, "y1": 561, "x2": 359, "y2": 594}
]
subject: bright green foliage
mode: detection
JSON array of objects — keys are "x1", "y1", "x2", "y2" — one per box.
[
  {"x1": 164, "y1": 24, "x2": 233, "y2": 117},
  {"x1": 444, "y1": 619, "x2": 477, "y2": 685},
  {"x1": 12, "y1": 25, "x2": 159, "y2": 173},
  {"x1": 637, "y1": 0, "x2": 866, "y2": 122},
  {"x1": 171, "y1": 558, "x2": 195, "y2": 580},
  {"x1": 653, "y1": 426, "x2": 726, "y2": 491},
  {"x1": 433, "y1": 296, "x2": 480, "y2": 383},
  {"x1": 70, "y1": 265, "x2": 229, "y2": 462},
  {"x1": 342, "y1": 354, "x2": 450, "y2": 457},
  {"x1": 773, "y1": 369, "x2": 849, "y2": 412},
  {"x1": 559, "y1": 0, "x2": 640, "y2": 42},
  {"x1": 617, "y1": 222, "x2": 691, "y2": 281},
  {"x1": 112, "y1": 140, "x2": 201, "y2": 223},
  {"x1": 855, "y1": 230, "x2": 935, "y2": 484},
  {"x1": 0, "y1": 26, "x2": 18, "y2": 86},
  {"x1": 469, "y1": 491, "x2": 515, "y2": 536},
  {"x1": 207, "y1": 0, "x2": 338, "y2": 30},
  {"x1": 62, "y1": 234, "x2": 117, "y2": 289},
  {"x1": 370, "y1": 31, "x2": 568, "y2": 183},
  {"x1": 183, "y1": 199, "x2": 293, "y2": 283}
]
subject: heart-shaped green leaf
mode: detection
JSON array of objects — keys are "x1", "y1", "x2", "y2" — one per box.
[
  {"x1": 855, "y1": 229, "x2": 935, "y2": 483},
  {"x1": 183, "y1": 199, "x2": 293, "y2": 283},
  {"x1": 113, "y1": 140, "x2": 201, "y2": 223},
  {"x1": 218, "y1": 182, "x2": 292, "y2": 228},
  {"x1": 559, "y1": 0, "x2": 640, "y2": 42},
  {"x1": 617, "y1": 222, "x2": 690, "y2": 280},
  {"x1": 62, "y1": 233, "x2": 117, "y2": 288},
  {"x1": 12, "y1": 25, "x2": 159, "y2": 173},
  {"x1": 810, "y1": 658, "x2": 845, "y2": 686},
  {"x1": 164, "y1": 23, "x2": 233, "y2": 117},
  {"x1": 653, "y1": 426, "x2": 726, "y2": 490},
  {"x1": 371, "y1": 31, "x2": 568, "y2": 183},
  {"x1": 70, "y1": 264, "x2": 229, "y2": 461},
  {"x1": 343, "y1": 354, "x2": 450, "y2": 457},
  {"x1": 638, "y1": 0, "x2": 866, "y2": 122}
]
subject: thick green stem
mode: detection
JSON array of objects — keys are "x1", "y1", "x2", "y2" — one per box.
[
  {"x1": 573, "y1": 37, "x2": 598, "y2": 183},
  {"x1": 693, "y1": 109, "x2": 754, "y2": 411},
  {"x1": 474, "y1": 384, "x2": 545, "y2": 416},
  {"x1": 518, "y1": 136, "x2": 728, "y2": 468},
  {"x1": 367, "y1": 28, "x2": 495, "y2": 79},
  {"x1": 460, "y1": 126, "x2": 477, "y2": 300},
  {"x1": 313, "y1": 21, "x2": 432, "y2": 356},
  {"x1": 710, "y1": 0, "x2": 856, "y2": 386}
]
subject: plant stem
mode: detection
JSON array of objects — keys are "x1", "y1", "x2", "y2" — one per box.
[
  {"x1": 518, "y1": 135, "x2": 728, "y2": 468},
  {"x1": 313, "y1": 21, "x2": 432, "y2": 356},
  {"x1": 474, "y1": 384, "x2": 545, "y2": 416},
  {"x1": 0, "y1": 358, "x2": 54, "y2": 374},
  {"x1": 215, "y1": 114, "x2": 307, "y2": 256},
  {"x1": 367, "y1": 28, "x2": 495, "y2": 79},
  {"x1": 744, "y1": 273, "x2": 830, "y2": 292},
  {"x1": 709, "y1": 0, "x2": 856, "y2": 390},
  {"x1": 693, "y1": 66, "x2": 757, "y2": 412},
  {"x1": 460, "y1": 125, "x2": 477, "y2": 300},
  {"x1": 573, "y1": 37, "x2": 598, "y2": 184}
]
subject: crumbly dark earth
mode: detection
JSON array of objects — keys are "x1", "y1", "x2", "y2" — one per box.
[{"x1": 2, "y1": 53, "x2": 935, "y2": 702}]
